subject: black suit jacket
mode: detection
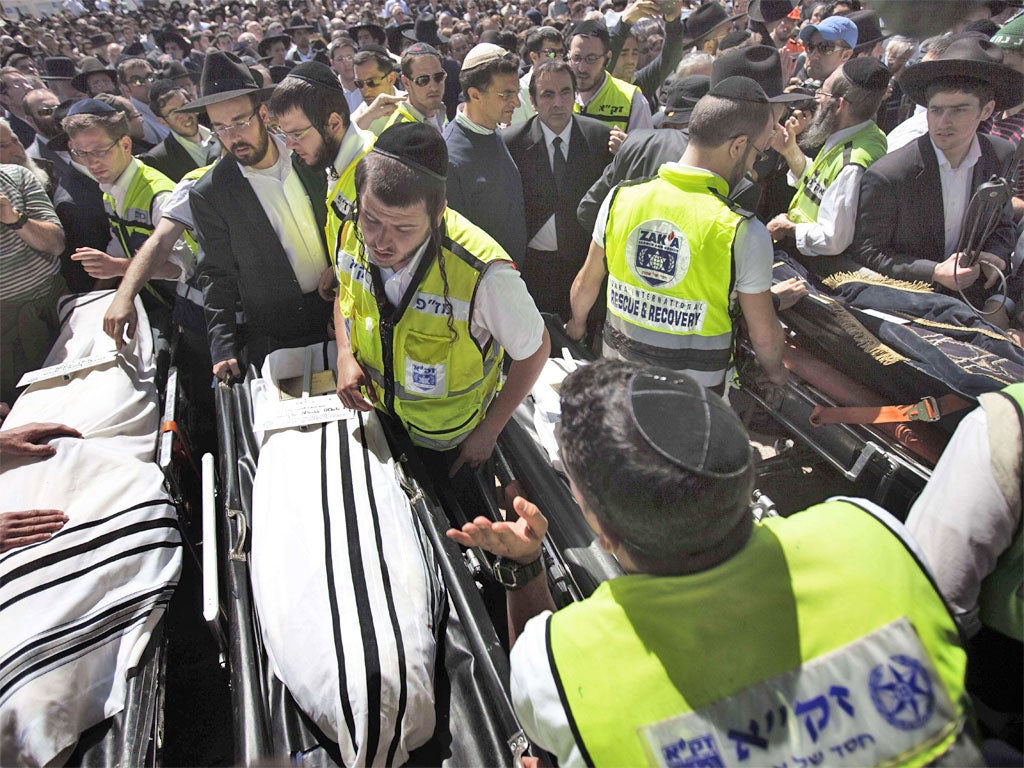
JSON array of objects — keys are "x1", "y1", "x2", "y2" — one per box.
[
  {"x1": 190, "y1": 152, "x2": 330, "y2": 366},
  {"x1": 502, "y1": 114, "x2": 613, "y2": 262},
  {"x1": 852, "y1": 132, "x2": 1016, "y2": 288},
  {"x1": 140, "y1": 133, "x2": 217, "y2": 182}
]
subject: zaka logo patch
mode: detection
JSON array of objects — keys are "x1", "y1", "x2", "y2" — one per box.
[
  {"x1": 627, "y1": 220, "x2": 690, "y2": 289},
  {"x1": 412, "y1": 364, "x2": 437, "y2": 389}
]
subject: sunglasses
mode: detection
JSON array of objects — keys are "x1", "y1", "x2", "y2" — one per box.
[
  {"x1": 127, "y1": 74, "x2": 156, "y2": 86},
  {"x1": 804, "y1": 41, "x2": 839, "y2": 56},
  {"x1": 34, "y1": 105, "x2": 57, "y2": 116},
  {"x1": 354, "y1": 74, "x2": 389, "y2": 89},
  {"x1": 410, "y1": 71, "x2": 446, "y2": 87}
]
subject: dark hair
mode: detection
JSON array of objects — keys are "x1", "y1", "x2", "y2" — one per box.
[
  {"x1": 352, "y1": 47, "x2": 394, "y2": 73},
  {"x1": 557, "y1": 359, "x2": 755, "y2": 572},
  {"x1": 832, "y1": 65, "x2": 889, "y2": 121},
  {"x1": 924, "y1": 76, "x2": 996, "y2": 109},
  {"x1": 354, "y1": 152, "x2": 456, "y2": 337},
  {"x1": 268, "y1": 74, "x2": 350, "y2": 131},
  {"x1": 148, "y1": 78, "x2": 186, "y2": 116},
  {"x1": 400, "y1": 45, "x2": 443, "y2": 78},
  {"x1": 459, "y1": 52, "x2": 519, "y2": 97},
  {"x1": 687, "y1": 94, "x2": 772, "y2": 149},
  {"x1": 116, "y1": 56, "x2": 153, "y2": 85},
  {"x1": 528, "y1": 58, "x2": 576, "y2": 100},
  {"x1": 524, "y1": 25, "x2": 563, "y2": 55}
]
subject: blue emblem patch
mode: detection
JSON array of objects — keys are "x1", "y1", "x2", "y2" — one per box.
[
  {"x1": 635, "y1": 227, "x2": 682, "y2": 287},
  {"x1": 411, "y1": 364, "x2": 437, "y2": 389},
  {"x1": 868, "y1": 654, "x2": 935, "y2": 731},
  {"x1": 661, "y1": 734, "x2": 724, "y2": 768}
]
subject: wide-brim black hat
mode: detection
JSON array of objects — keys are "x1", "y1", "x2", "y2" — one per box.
[
  {"x1": 747, "y1": 0, "x2": 796, "y2": 24},
  {"x1": 257, "y1": 33, "x2": 291, "y2": 57},
  {"x1": 404, "y1": 13, "x2": 448, "y2": 46},
  {"x1": 848, "y1": 10, "x2": 890, "y2": 53},
  {"x1": 70, "y1": 56, "x2": 118, "y2": 92},
  {"x1": 286, "y1": 14, "x2": 314, "y2": 31},
  {"x1": 0, "y1": 44, "x2": 33, "y2": 67},
  {"x1": 162, "y1": 59, "x2": 201, "y2": 84},
  {"x1": 348, "y1": 23, "x2": 387, "y2": 46},
  {"x1": 711, "y1": 44, "x2": 808, "y2": 103},
  {"x1": 386, "y1": 22, "x2": 414, "y2": 53},
  {"x1": 901, "y1": 36, "x2": 1024, "y2": 111},
  {"x1": 43, "y1": 56, "x2": 77, "y2": 80},
  {"x1": 155, "y1": 28, "x2": 192, "y2": 54},
  {"x1": 681, "y1": 0, "x2": 744, "y2": 47},
  {"x1": 176, "y1": 50, "x2": 276, "y2": 112},
  {"x1": 654, "y1": 74, "x2": 710, "y2": 127}
]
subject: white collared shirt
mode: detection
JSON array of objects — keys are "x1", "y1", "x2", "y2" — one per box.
[
  {"x1": 171, "y1": 124, "x2": 216, "y2": 166},
  {"x1": 527, "y1": 119, "x2": 573, "y2": 252},
  {"x1": 934, "y1": 134, "x2": 983, "y2": 258},
  {"x1": 402, "y1": 101, "x2": 447, "y2": 133},
  {"x1": 100, "y1": 157, "x2": 189, "y2": 280},
  {"x1": 239, "y1": 135, "x2": 328, "y2": 293}
]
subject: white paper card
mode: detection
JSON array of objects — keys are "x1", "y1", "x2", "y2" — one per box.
[
  {"x1": 251, "y1": 380, "x2": 353, "y2": 431},
  {"x1": 17, "y1": 350, "x2": 119, "y2": 387}
]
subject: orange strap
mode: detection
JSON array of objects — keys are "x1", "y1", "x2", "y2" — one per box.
[
  {"x1": 161, "y1": 419, "x2": 199, "y2": 475},
  {"x1": 809, "y1": 394, "x2": 971, "y2": 427}
]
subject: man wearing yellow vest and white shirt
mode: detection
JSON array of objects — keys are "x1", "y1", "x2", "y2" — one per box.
[
  {"x1": 267, "y1": 62, "x2": 375, "y2": 283},
  {"x1": 566, "y1": 77, "x2": 786, "y2": 392},
  {"x1": 449, "y1": 358, "x2": 983, "y2": 768},
  {"x1": 334, "y1": 122, "x2": 549, "y2": 475},
  {"x1": 62, "y1": 99, "x2": 190, "y2": 294},
  {"x1": 766, "y1": 58, "x2": 890, "y2": 265},
  {"x1": 567, "y1": 20, "x2": 652, "y2": 133},
  {"x1": 382, "y1": 43, "x2": 449, "y2": 134}
]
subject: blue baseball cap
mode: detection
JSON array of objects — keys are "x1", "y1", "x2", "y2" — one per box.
[{"x1": 799, "y1": 15, "x2": 858, "y2": 49}]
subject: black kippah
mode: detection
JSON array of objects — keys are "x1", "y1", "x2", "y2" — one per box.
[
  {"x1": 707, "y1": 75, "x2": 769, "y2": 103},
  {"x1": 843, "y1": 57, "x2": 890, "y2": 91},
  {"x1": 372, "y1": 122, "x2": 448, "y2": 181},
  {"x1": 286, "y1": 61, "x2": 344, "y2": 91},
  {"x1": 405, "y1": 42, "x2": 440, "y2": 57}
]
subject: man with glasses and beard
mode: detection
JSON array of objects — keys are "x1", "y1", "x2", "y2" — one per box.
[
  {"x1": 566, "y1": 77, "x2": 787, "y2": 393},
  {"x1": 184, "y1": 52, "x2": 331, "y2": 381},
  {"x1": 766, "y1": 58, "x2": 890, "y2": 270}
]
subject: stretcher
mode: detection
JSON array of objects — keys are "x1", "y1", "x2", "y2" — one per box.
[
  {"x1": 0, "y1": 290, "x2": 188, "y2": 767},
  {"x1": 737, "y1": 257, "x2": 1024, "y2": 518},
  {"x1": 206, "y1": 342, "x2": 534, "y2": 766}
]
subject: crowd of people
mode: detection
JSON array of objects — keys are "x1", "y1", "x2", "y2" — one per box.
[{"x1": 1, "y1": 0, "x2": 1023, "y2": 763}]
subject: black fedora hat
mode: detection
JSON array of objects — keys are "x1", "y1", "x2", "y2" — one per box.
[
  {"x1": 161, "y1": 59, "x2": 200, "y2": 84},
  {"x1": 712, "y1": 44, "x2": 808, "y2": 103},
  {"x1": 386, "y1": 21, "x2": 414, "y2": 53},
  {"x1": 348, "y1": 22, "x2": 387, "y2": 46},
  {"x1": 848, "y1": 10, "x2": 890, "y2": 53},
  {"x1": 122, "y1": 41, "x2": 148, "y2": 57},
  {"x1": 286, "y1": 14, "x2": 314, "y2": 31},
  {"x1": 257, "y1": 33, "x2": 291, "y2": 57},
  {"x1": 176, "y1": 50, "x2": 276, "y2": 112},
  {"x1": 901, "y1": 35, "x2": 1024, "y2": 111},
  {"x1": 43, "y1": 56, "x2": 77, "y2": 80},
  {"x1": 747, "y1": 0, "x2": 796, "y2": 24},
  {"x1": 70, "y1": 56, "x2": 119, "y2": 93},
  {"x1": 681, "y1": 1, "x2": 744, "y2": 47},
  {"x1": 155, "y1": 27, "x2": 192, "y2": 54},
  {"x1": 404, "y1": 13, "x2": 448, "y2": 46}
]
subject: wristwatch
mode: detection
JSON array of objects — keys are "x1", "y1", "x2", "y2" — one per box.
[
  {"x1": 5, "y1": 209, "x2": 29, "y2": 230},
  {"x1": 493, "y1": 555, "x2": 545, "y2": 591}
]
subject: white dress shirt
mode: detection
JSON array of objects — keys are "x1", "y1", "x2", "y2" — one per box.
[
  {"x1": 527, "y1": 119, "x2": 572, "y2": 252},
  {"x1": 239, "y1": 136, "x2": 328, "y2": 293},
  {"x1": 934, "y1": 134, "x2": 982, "y2": 258},
  {"x1": 171, "y1": 124, "x2": 216, "y2": 166}
]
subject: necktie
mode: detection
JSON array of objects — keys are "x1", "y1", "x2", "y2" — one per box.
[{"x1": 552, "y1": 135, "x2": 567, "y2": 195}]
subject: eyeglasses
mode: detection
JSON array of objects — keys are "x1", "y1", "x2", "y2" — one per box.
[
  {"x1": 268, "y1": 123, "x2": 317, "y2": 142},
  {"x1": 814, "y1": 88, "x2": 840, "y2": 101},
  {"x1": 410, "y1": 71, "x2": 446, "y2": 87},
  {"x1": 354, "y1": 74, "x2": 389, "y2": 89},
  {"x1": 751, "y1": 129, "x2": 776, "y2": 162},
  {"x1": 70, "y1": 137, "x2": 121, "y2": 160},
  {"x1": 567, "y1": 53, "x2": 604, "y2": 66},
  {"x1": 804, "y1": 41, "x2": 838, "y2": 56},
  {"x1": 487, "y1": 88, "x2": 519, "y2": 101},
  {"x1": 333, "y1": 53, "x2": 355, "y2": 62},
  {"x1": 127, "y1": 74, "x2": 156, "y2": 86},
  {"x1": 539, "y1": 48, "x2": 564, "y2": 59},
  {"x1": 211, "y1": 107, "x2": 260, "y2": 137}
]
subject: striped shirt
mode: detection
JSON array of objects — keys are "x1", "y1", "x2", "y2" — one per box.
[{"x1": 0, "y1": 164, "x2": 61, "y2": 302}]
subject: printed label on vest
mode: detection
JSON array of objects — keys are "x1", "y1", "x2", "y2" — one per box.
[
  {"x1": 405, "y1": 358, "x2": 447, "y2": 397},
  {"x1": 411, "y1": 291, "x2": 471, "y2": 322},
  {"x1": 609, "y1": 277, "x2": 707, "y2": 333},
  {"x1": 626, "y1": 219, "x2": 690, "y2": 289},
  {"x1": 332, "y1": 195, "x2": 355, "y2": 221},
  {"x1": 337, "y1": 250, "x2": 368, "y2": 284},
  {"x1": 638, "y1": 618, "x2": 958, "y2": 768}
]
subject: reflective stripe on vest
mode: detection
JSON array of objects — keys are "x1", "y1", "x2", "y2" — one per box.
[
  {"x1": 978, "y1": 382, "x2": 1024, "y2": 641},
  {"x1": 788, "y1": 122, "x2": 887, "y2": 224},
  {"x1": 574, "y1": 73, "x2": 638, "y2": 132},
  {"x1": 603, "y1": 165, "x2": 741, "y2": 374},
  {"x1": 335, "y1": 208, "x2": 508, "y2": 450},
  {"x1": 547, "y1": 499, "x2": 969, "y2": 767},
  {"x1": 326, "y1": 135, "x2": 374, "y2": 265}
]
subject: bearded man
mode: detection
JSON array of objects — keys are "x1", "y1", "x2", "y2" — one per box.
[{"x1": 766, "y1": 58, "x2": 890, "y2": 267}]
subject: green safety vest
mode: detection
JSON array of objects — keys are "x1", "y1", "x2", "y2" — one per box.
[
  {"x1": 326, "y1": 131, "x2": 374, "y2": 265},
  {"x1": 978, "y1": 382, "x2": 1024, "y2": 642},
  {"x1": 603, "y1": 163, "x2": 746, "y2": 378},
  {"x1": 547, "y1": 500, "x2": 970, "y2": 767},
  {"x1": 574, "y1": 72, "x2": 638, "y2": 132},
  {"x1": 335, "y1": 208, "x2": 508, "y2": 450},
  {"x1": 788, "y1": 122, "x2": 887, "y2": 224}
]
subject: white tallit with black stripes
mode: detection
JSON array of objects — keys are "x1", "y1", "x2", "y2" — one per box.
[
  {"x1": 0, "y1": 291, "x2": 181, "y2": 766},
  {"x1": 251, "y1": 345, "x2": 445, "y2": 766}
]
